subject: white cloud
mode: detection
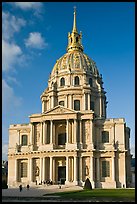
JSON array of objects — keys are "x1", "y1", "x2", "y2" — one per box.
[
  {"x1": 11, "y1": 2, "x2": 43, "y2": 10},
  {"x1": 2, "y1": 11, "x2": 26, "y2": 41},
  {"x1": 2, "y1": 79, "x2": 22, "y2": 112},
  {"x1": 2, "y1": 39, "x2": 23, "y2": 72},
  {"x1": 25, "y1": 32, "x2": 47, "y2": 49},
  {"x1": 6, "y1": 76, "x2": 21, "y2": 86},
  {"x1": 2, "y1": 143, "x2": 8, "y2": 161}
]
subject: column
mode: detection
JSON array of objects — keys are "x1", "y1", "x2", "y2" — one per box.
[
  {"x1": 66, "y1": 95, "x2": 68, "y2": 108},
  {"x1": 71, "y1": 95, "x2": 73, "y2": 109},
  {"x1": 83, "y1": 93, "x2": 86, "y2": 110},
  {"x1": 42, "y1": 101, "x2": 45, "y2": 113},
  {"x1": 43, "y1": 157, "x2": 45, "y2": 182},
  {"x1": 49, "y1": 96, "x2": 51, "y2": 109},
  {"x1": 40, "y1": 123, "x2": 43, "y2": 145},
  {"x1": 52, "y1": 95, "x2": 54, "y2": 108},
  {"x1": 50, "y1": 157, "x2": 53, "y2": 181},
  {"x1": 102, "y1": 98, "x2": 104, "y2": 117},
  {"x1": 66, "y1": 156, "x2": 69, "y2": 182},
  {"x1": 40, "y1": 157, "x2": 43, "y2": 182},
  {"x1": 90, "y1": 119, "x2": 93, "y2": 144},
  {"x1": 53, "y1": 122, "x2": 56, "y2": 144},
  {"x1": 53, "y1": 158, "x2": 55, "y2": 183},
  {"x1": 72, "y1": 157, "x2": 74, "y2": 181},
  {"x1": 79, "y1": 157, "x2": 83, "y2": 182},
  {"x1": 15, "y1": 159, "x2": 17, "y2": 182},
  {"x1": 90, "y1": 156, "x2": 94, "y2": 181},
  {"x1": 74, "y1": 156, "x2": 77, "y2": 183},
  {"x1": 96, "y1": 157, "x2": 100, "y2": 181},
  {"x1": 30, "y1": 123, "x2": 34, "y2": 144},
  {"x1": 79, "y1": 120, "x2": 83, "y2": 144},
  {"x1": 30, "y1": 158, "x2": 33, "y2": 182},
  {"x1": 18, "y1": 130, "x2": 20, "y2": 145},
  {"x1": 28, "y1": 158, "x2": 33, "y2": 182},
  {"x1": 28, "y1": 158, "x2": 30, "y2": 182},
  {"x1": 74, "y1": 119, "x2": 77, "y2": 143},
  {"x1": 66, "y1": 120, "x2": 69, "y2": 143},
  {"x1": 88, "y1": 93, "x2": 90, "y2": 110},
  {"x1": 50, "y1": 120, "x2": 53, "y2": 144},
  {"x1": 112, "y1": 157, "x2": 115, "y2": 181},
  {"x1": 99, "y1": 96, "x2": 102, "y2": 117},
  {"x1": 69, "y1": 95, "x2": 71, "y2": 109},
  {"x1": 43, "y1": 122, "x2": 45, "y2": 144}
]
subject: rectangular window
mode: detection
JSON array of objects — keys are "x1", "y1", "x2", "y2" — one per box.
[
  {"x1": 102, "y1": 160, "x2": 110, "y2": 177},
  {"x1": 74, "y1": 100, "x2": 80, "y2": 111},
  {"x1": 102, "y1": 131, "x2": 109, "y2": 143},
  {"x1": 85, "y1": 94, "x2": 88, "y2": 110},
  {"x1": 21, "y1": 135, "x2": 28, "y2": 146},
  {"x1": 21, "y1": 162, "x2": 27, "y2": 177}
]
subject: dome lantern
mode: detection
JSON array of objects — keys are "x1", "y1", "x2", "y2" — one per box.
[{"x1": 67, "y1": 7, "x2": 84, "y2": 53}]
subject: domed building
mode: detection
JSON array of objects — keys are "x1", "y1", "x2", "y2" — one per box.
[{"x1": 8, "y1": 9, "x2": 132, "y2": 188}]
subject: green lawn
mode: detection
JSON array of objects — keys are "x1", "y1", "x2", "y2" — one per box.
[{"x1": 45, "y1": 189, "x2": 135, "y2": 201}]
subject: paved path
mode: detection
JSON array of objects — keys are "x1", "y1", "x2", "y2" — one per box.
[{"x1": 2, "y1": 185, "x2": 83, "y2": 197}]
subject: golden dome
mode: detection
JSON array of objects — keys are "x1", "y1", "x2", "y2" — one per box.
[{"x1": 51, "y1": 51, "x2": 99, "y2": 76}]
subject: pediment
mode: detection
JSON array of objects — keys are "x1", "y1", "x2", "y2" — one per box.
[{"x1": 43, "y1": 105, "x2": 77, "y2": 115}]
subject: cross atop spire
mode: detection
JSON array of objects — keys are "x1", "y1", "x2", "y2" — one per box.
[{"x1": 72, "y1": 6, "x2": 77, "y2": 33}]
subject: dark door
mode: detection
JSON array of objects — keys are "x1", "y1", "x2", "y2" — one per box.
[{"x1": 58, "y1": 166, "x2": 66, "y2": 184}]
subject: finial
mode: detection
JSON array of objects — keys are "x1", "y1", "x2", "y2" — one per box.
[
  {"x1": 72, "y1": 6, "x2": 77, "y2": 33},
  {"x1": 74, "y1": 6, "x2": 76, "y2": 13}
]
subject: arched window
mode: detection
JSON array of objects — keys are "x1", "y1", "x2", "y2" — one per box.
[
  {"x1": 59, "y1": 101, "x2": 64, "y2": 106},
  {"x1": 60, "y1": 77, "x2": 65, "y2": 86},
  {"x1": 74, "y1": 100, "x2": 80, "y2": 111},
  {"x1": 89, "y1": 78, "x2": 93, "y2": 87},
  {"x1": 21, "y1": 135, "x2": 28, "y2": 146},
  {"x1": 74, "y1": 76, "x2": 79, "y2": 86},
  {"x1": 76, "y1": 37, "x2": 78, "y2": 43}
]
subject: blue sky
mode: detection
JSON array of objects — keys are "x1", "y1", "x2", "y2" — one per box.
[{"x1": 2, "y1": 2, "x2": 135, "y2": 160}]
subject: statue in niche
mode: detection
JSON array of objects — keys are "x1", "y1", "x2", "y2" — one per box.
[
  {"x1": 35, "y1": 166, "x2": 39, "y2": 176},
  {"x1": 85, "y1": 165, "x2": 89, "y2": 176}
]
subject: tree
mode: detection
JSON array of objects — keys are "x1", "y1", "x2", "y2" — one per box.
[{"x1": 83, "y1": 178, "x2": 92, "y2": 190}]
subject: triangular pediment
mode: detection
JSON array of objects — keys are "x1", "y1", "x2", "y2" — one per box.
[{"x1": 43, "y1": 105, "x2": 77, "y2": 115}]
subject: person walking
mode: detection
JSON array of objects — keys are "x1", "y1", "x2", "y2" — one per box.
[
  {"x1": 27, "y1": 184, "x2": 30, "y2": 190},
  {"x1": 19, "y1": 185, "x2": 22, "y2": 192}
]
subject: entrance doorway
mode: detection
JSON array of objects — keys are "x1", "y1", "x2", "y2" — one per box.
[{"x1": 58, "y1": 166, "x2": 66, "y2": 184}]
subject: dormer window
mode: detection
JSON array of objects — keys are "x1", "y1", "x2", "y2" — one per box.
[
  {"x1": 59, "y1": 101, "x2": 64, "y2": 106},
  {"x1": 60, "y1": 77, "x2": 65, "y2": 86},
  {"x1": 89, "y1": 78, "x2": 93, "y2": 87},
  {"x1": 74, "y1": 76, "x2": 79, "y2": 85}
]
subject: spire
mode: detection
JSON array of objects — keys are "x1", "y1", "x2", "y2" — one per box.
[
  {"x1": 67, "y1": 7, "x2": 84, "y2": 53},
  {"x1": 72, "y1": 6, "x2": 77, "y2": 33}
]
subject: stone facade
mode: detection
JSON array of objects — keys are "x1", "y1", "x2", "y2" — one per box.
[{"x1": 8, "y1": 9, "x2": 132, "y2": 188}]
